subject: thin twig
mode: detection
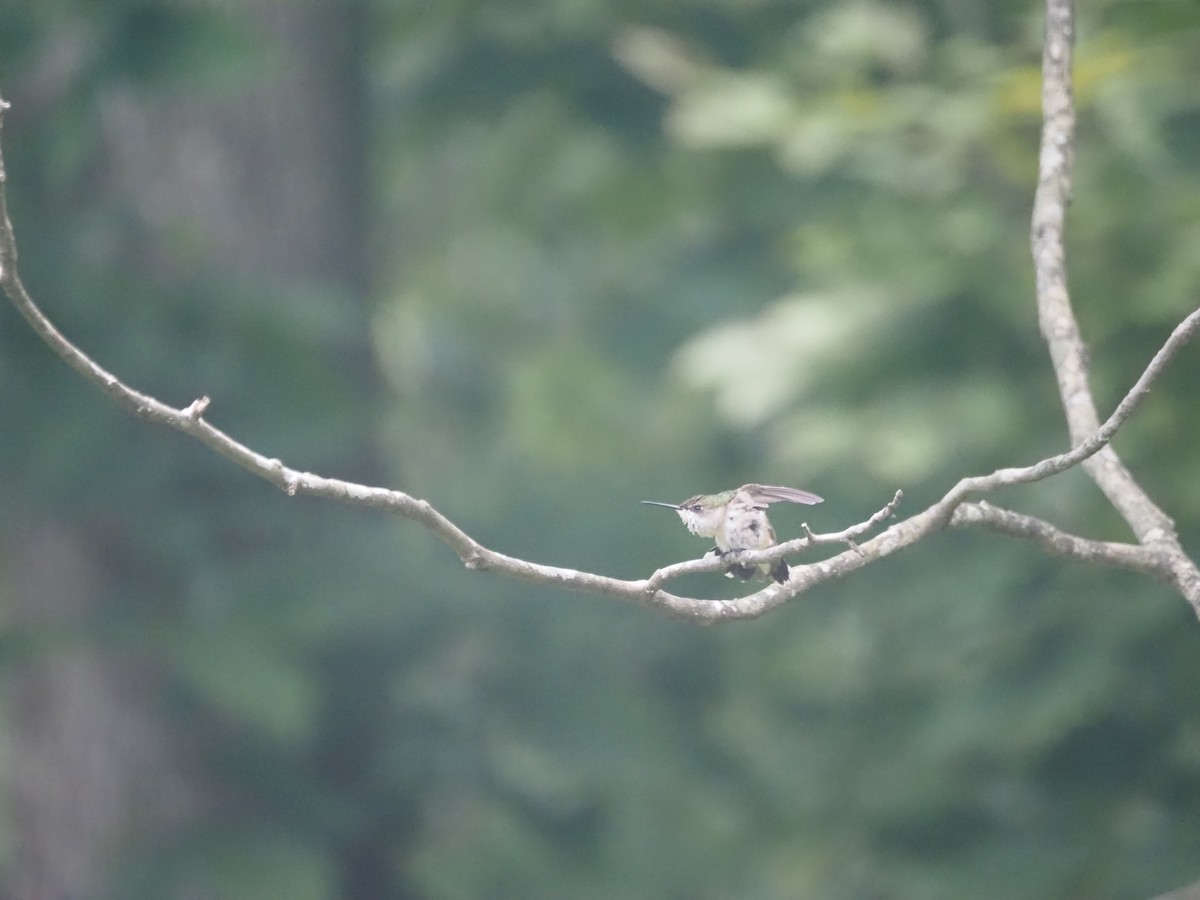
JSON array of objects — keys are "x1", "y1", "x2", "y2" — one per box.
[{"x1": 943, "y1": 307, "x2": 1200, "y2": 502}]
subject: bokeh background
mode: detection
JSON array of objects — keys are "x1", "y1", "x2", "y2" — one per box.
[{"x1": 2, "y1": 1, "x2": 1200, "y2": 898}]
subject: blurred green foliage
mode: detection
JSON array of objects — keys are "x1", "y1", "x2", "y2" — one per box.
[{"x1": 2, "y1": 0, "x2": 1200, "y2": 898}]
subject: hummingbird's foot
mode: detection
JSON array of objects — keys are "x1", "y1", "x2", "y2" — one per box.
[
  {"x1": 705, "y1": 547, "x2": 763, "y2": 582},
  {"x1": 724, "y1": 562, "x2": 757, "y2": 582},
  {"x1": 704, "y1": 547, "x2": 742, "y2": 579}
]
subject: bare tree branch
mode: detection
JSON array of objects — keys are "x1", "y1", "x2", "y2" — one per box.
[
  {"x1": 952, "y1": 502, "x2": 1168, "y2": 578},
  {"x1": 1028, "y1": 0, "x2": 1200, "y2": 610},
  {"x1": 943, "y1": 306, "x2": 1200, "y2": 503},
  {"x1": 1153, "y1": 877, "x2": 1200, "y2": 900},
  {"x1": 1, "y1": 0, "x2": 1198, "y2": 628}
]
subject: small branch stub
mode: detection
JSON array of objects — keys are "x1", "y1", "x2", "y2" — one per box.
[{"x1": 183, "y1": 396, "x2": 211, "y2": 419}]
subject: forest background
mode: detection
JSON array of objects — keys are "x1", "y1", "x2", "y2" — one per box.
[{"x1": 2, "y1": 1, "x2": 1200, "y2": 898}]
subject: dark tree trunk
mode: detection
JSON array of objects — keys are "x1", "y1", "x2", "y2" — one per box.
[{"x1": 3, "y1": 3, "x2": 377, "y2": 898}]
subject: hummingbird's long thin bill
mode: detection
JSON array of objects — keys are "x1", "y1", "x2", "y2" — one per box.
[{"x1": 640, "y1": 500, "x2": 680, "y2": 509}]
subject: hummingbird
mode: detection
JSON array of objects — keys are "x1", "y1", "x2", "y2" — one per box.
[{"x1": 642, "y1": 484, "x2": 823, "y2": 584}]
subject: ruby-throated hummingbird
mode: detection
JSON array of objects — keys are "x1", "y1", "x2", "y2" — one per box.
[{"x1": 642, "y1": 484, "x2": 823, "y2": 584}]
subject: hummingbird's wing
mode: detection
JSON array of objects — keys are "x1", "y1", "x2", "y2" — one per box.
[{"x1": 740, "y1": 484, "x2": 823, "y2": 506}]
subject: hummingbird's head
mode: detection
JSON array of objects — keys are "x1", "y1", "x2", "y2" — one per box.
[{"x1": 641, "y1": 496, "x2": 725, "y2": 538}]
